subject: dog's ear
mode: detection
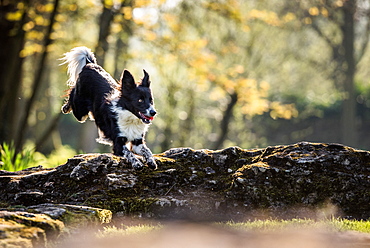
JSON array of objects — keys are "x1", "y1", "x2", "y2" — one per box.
[
  {"x1": 121, "y1": 70, "x2": 136, "y2": 90},
  {"x1": 141, "y1": 70, "x2": 151, "y2": 88}
]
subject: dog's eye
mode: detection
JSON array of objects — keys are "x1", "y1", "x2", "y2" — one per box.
[{"x1": 138, "y1": 99, "x2": 143, "y2": 103}]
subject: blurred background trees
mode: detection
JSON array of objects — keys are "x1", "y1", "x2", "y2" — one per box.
[{"x1": 1, "y1": 0, "x2": 370, "y2": 161}]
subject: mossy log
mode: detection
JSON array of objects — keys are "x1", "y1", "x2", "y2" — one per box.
[{"x1": 0, "y1": 142, "x2": 369, "y2": 222}]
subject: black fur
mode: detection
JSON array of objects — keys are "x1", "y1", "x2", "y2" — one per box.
[{"x1": 61, "y1": 47, "x2": 157, "y2": 170}]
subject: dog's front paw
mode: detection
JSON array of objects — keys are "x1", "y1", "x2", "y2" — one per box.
[
  {"x1": 131, "y1": 159, "x2": 144, "y2": 170},
  {"x1": 147, "y1": 158, "x2": 157, "y2": 170}
]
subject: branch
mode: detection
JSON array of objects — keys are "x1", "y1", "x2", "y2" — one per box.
[{"x1": 311, "y1": 20, "x2": 336, "y2": 48}]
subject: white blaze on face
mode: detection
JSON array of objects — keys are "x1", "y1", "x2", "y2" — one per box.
[
  {"x1": 146, "y1": 106, "x2": 156, "y2": 116},
  {"x1": 111, "y1": 101, "x2": 149, "y2": 141}
]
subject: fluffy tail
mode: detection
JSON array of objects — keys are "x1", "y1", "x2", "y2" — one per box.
[{"x1": 60, "y1": 46, "x2": 96, "y2": 86}]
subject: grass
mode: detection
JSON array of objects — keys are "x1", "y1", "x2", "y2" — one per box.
[
  {"x1": 97, "y1": 218, "x2": 370, "y2": 239},
  {"x1": 97, "y1": 224, "x2": 162, "y2": 238},
  {"x1": 223, "y1": 218, "x2": 370, "y2": 233},
  {"x1": 329, "y1": 218, "x2": 370, "y2": 233},
  {"x1": 0, "y1": 142, "x2": 35, "y2": 171}
]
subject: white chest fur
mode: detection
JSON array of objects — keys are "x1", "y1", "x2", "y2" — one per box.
[{"x1": 112, "y1": 106, "x2": 149, "y2": 141}]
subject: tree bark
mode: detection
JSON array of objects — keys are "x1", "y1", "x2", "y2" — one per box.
[
  {"x1": 78, "y1": 0, "x2": 116, "y2": 153},
  {"x1": 94, "y1": 3, "x2": 114, "y2": 65},
  {"x1": 14, "y1": 0, "x2": 60, "y2": 153},
  {"x1": 212, "y1": 92, "x2": 238, "y2": 149},
  {"x1": 340, "y1": 0, "x2": 357, "y2": 147},
  {"x1": 160, "y1": 80, "x2": 178, "y2": 152},
  {"x1": 0, "y1": 1, "x2": 29, "y2": 144}
]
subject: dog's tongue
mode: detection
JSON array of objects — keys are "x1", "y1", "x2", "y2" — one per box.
[{"x1": 140, "y1": 112, "x2": 154, "y2": 121}]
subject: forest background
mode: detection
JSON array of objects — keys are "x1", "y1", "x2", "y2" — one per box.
[{"x1": 1, "y1": 0, "x2": 370, "y2": 166}]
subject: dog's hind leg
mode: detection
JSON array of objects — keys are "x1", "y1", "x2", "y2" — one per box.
[
  {"x1": 61, "y1": 88, "x2": 89, "y2": 122},
  {"x1": 113, "y1": 137, "x2": 144, "y2": 170},
  {"x1": 62, "y1": 88, "x2": 75, "y2": 114},
  {"x1": 132, "y1": 139, "x2": 157, "y2": 169},
  {"x1": 71, "y1": 97, "x2": 90, "y2": 122}
]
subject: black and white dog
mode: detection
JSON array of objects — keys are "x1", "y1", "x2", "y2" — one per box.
[{"x1": 61, "y1": 46, "x2": 157, "y2": 170}]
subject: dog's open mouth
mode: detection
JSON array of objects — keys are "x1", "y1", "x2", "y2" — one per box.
[{"x1": 139, "y1": 112, "x2": 154, "y2": 124}]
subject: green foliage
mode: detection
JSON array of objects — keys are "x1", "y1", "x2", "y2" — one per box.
[
  {"x1": 0, "y1": 143, "x2": 77, "y2": 171},
  {"x1": 0, "y1": 142, "x2": 35, "y2": 172}
]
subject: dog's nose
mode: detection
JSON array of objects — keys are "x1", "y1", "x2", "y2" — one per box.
[{"x1": 150, "y1": 109, "x2": 157, "y2": 116}]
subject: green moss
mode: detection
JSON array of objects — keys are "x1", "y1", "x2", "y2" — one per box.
[
  {"x1": 0, "y1": 202, "x2": 10, "y2": 208},
  {"x1": 59, "y1": 206, "x2": 112, "y2": 226},
  {"x1": 154, "y1": 156, "x2": 176, "y2": 164},
  {"x1": 87, "y1": 196, "x2": 158, "y2": 215},
  {"x1": 123, "y1": 197, "x2": 158, "y2": 214},
  {"x1": 90, "y1": 197, "x2": 126, "y2": 213}
]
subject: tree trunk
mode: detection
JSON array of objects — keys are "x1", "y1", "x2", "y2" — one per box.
[
  {"x1": 14, "y1": 0, "x2": 60, "y2": 153},
  {"x1": 160, "y1": 80, "x2": 178, "y2": 152},
  {"x1": 178, "y1": 88, "x2": 195, "y2": 147},
  {"x1": 113, "y1": 0, "x2": 133, "y2": 79},
  {"x1": 0, "y1": 1, "x2": 29, "y2": 144},
  {"x1": 95, "y1": 4, "x2": 114, "y2": 65},
  {"x1": 340, "y1": 0, "x2": 357, "y2": 147},
  {"x1": 78, "y1": 1, "x2": 116, "y2": 153},
  {"x1": 212, "y1": 92, "x2": 238, "y2": 149}
]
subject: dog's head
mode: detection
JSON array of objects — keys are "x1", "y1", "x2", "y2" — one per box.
[{"x1": 119, "y1": 70, "x2": 156, "y2": 124}]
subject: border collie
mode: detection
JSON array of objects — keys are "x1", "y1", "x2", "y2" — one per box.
[{"x1": 60, "y1": 46, "x2": 157, "y2": 170}]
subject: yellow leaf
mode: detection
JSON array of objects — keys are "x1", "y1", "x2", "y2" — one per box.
[
  {"x1": 111, "y1": 23, "x2": 122, "y2": 33},
  {"x1": 283, "y1": 12, "x2": 296, "y2": 23},
  {"x1": 309, "y1": 7, "x2": 319, "y2": 16},
  {"x1": 19, "y1": 43, "x2": 43, "y2": 58},
  {"x1": 35, "y1": 15, "x2": 45, "y2": 25},
  {"x1": 23, "y1": 21, "x2": 35, "y2": 31},
  {"x1": 122, "y1": 6, "x2": 132, "y2": 20},
  {"x1": 144, "y1": 31, "x2": 157, "y2": 41},
  {"x1": 55, "y1": 14, "x2": 66, "y2": 22},
  {"x1": 303, "y1": 17, "x2": 312, "y2": 24},
  {"x1": 26, "y1": 30, "x2": 44, "y2": 40},
  {"x1": 259, "y1": 81, "x2": 270, "y2": 92},
  {"x1": 135, "y1": 0, "x2": 152, "y2": 8},
  {"x1": 321, "y1": 7, "x2": 329, "y2": 17},
  {"x1": 248, "y1": 9, "x2": 281, "y2": 26},
  {"x1": 53, "y1": 22, "x2": 61, "y2": 31},
  {"x1": 6, "y1": 11, "x2": 23, "y2": 21},
  {"x1": 17, "y1": 2, "x2": 25, "y2": 10},
  {"x1": 270, "y1": 102, "x2": 298, "y2": 119},
  {"x1": 69, "y1": 3, "x2": 77, "y2": 11},
  {"x1": 44, "y1": 3, "x2": 54, "y2": 13},
  {"x1": 104, "y1": 0, "x2": 114, "y2": 8},
  {"x1": 334, "y1": 0, "x2": 343, "y2": 7}
]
